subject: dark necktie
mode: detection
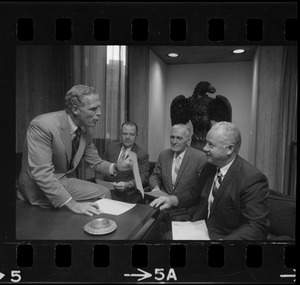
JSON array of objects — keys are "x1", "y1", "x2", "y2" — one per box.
[
  {"x1": 71, "y1": 128, "x2": 81, "y2": 160},
  {"x1": 212, "y1": 168, "x2": 222, "y2": 197}
]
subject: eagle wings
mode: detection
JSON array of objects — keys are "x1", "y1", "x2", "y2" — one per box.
[{"x1": 170, "y1": 81, "x2": 232, "y2": 150}]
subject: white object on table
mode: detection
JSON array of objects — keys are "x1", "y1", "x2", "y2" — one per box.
[{"x1": 172, "y1": 220, "x2": 210, "y2": 240}]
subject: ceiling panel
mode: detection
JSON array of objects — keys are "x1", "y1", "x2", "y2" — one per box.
[{"x1": 150, "y1": 46, "x2": 257, "y2": 65}]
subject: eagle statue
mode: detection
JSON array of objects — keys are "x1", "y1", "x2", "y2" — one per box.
[{"x1": 170, "y1": 81, "x2": 232, "y2": 150}]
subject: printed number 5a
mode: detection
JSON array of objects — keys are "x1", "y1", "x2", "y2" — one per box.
[
  {"x1": 154, "y1": 268, "x2": 177, "y2": 281},
  {"x1": 11, "y1": 270, "x2": 21, "y2": 283}
]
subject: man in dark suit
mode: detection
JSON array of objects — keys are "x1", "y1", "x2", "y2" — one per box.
[
  {"x1": 97, "y1": 121, "x2": 149, "y2": 189},
  {"x1": 150, "y1": 122, "x2": 270, "y2": 240},
  {"x1": 149, "y1": 124, "x2": 207, "y2": 220},
  {"x1": 17, "y1": 85, "x2": 133, "y2": 216}
]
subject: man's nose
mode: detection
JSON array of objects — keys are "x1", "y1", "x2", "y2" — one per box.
[
  {"x1": 203, "y1": 143, "x2": 209, "y2": 152},
  {"x1": 96, "y1": 107, "x2": 101, "y2": 116}
]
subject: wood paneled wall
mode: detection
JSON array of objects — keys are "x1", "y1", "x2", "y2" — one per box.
[
  {"x1": 128, "y1": 47, "x2": 150, "y2": 151},
  {"x1": 16, "y1": 46, "x2": 72, "y2": 152}
]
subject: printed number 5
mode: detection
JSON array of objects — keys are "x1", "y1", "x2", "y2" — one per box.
[{"x1": 11, "y1": 270, "x2": 21, "y2": 283}]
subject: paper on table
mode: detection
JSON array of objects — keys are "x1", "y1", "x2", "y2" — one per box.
[
  {"x1": 128, "y1": 151, "x2": 144, "y2": 198},
  {"x1": 172, "y1": 220, "x2": 210, "y2": 240},
  {"x1": 95, "y1": 198, "x2": 136, "y2": 216}
]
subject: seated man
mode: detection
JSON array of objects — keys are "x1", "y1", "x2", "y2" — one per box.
[
  {"x1": 150, "y1": 122, "x2": 270, "y2": 240},
  {"x1": 17, "y1": 85, "x2": 133, "y2": 217},
  {"x1": 97, "y1": 121, "x2": 149, "y2": 190},
  {"x1": 148, "y1": 124, "x2": 206, "y2": 220}
]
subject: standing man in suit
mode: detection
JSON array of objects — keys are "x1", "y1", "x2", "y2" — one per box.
[
  {"x1": 17, "y1": 85, "x2": 133, "y2": 216},
  {"x1": 149, "y1": 124, "x2": 207, "y2": 220},
  {"x1": 150, "y1": 122, "x2": 270, "y2": 240},
  {"x1": 97, "y1": 121, "x2": 149, "y2": 190}
]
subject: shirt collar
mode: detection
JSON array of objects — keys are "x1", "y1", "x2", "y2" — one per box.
[
  {"x1": 67, "y1": 114, "x2": 79, "y2": 135},
  {"x1": 219, "y1": 157, "x2": 236, "y2": 177},
  {"x1": 174, "y1": 148, "x2": 187, "y2": 160},
  {"x1": 121, "y1": 145, "x2": 132, "y2": 152}
]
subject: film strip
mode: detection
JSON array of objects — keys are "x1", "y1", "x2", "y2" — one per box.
[{"x1": 0, "y1": 1, "x2": 297, "y2": 284}]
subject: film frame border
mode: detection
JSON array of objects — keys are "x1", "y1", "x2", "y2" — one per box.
[{"x1": 0, "y1": 1, "x2": 297, "y2": 284}]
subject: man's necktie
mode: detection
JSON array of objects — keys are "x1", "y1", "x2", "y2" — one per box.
[
  {"x1": 71, "y1": 128, "x2": 81, "y2": 161},
  {"x1": 172, "y1": 155, "x2": 181, "y2": 187},
  {"x1": 212, "y1": 168, "x2": 222, "y2": 197},
  {"x1": 118, "y1": 148, "x2": 127, "y2": 162}
]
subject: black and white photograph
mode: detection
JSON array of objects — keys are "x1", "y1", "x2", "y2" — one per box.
[
  {"x1": 15, "y1": 45, "x2": 296, "y2": 242},
  {"x1": 0, "y1": 1, "x2": 296, "y2": 284}
]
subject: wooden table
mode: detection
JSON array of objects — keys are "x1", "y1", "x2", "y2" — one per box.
[{"x1": 16, "y1": 188, "x2": 159, "y2": 240}]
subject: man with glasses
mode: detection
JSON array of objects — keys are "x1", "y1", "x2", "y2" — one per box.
[{"x1": 98, "y1": 121, "x2": 149, "y2": 190}]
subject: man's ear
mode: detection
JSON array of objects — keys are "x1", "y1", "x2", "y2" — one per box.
[
  {"x1": 187, "y1": 136, "x2": 192, "y2": 146},
  {"x1": 71, "y1": 105, "x2": 79, "y2": 116},
  {"x1": 226, "y1": 144, "x2": 235, "y2": 156}
]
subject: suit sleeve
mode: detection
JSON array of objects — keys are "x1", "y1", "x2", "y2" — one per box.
[
  {"x1": 176, "y1": 175, "x2": 203, "y2": 208},
  {"x1": 82, "y1": 130, "x2": 113, "y2": 175},
  {"x1": 224, "y1": 173, "x2": 270, "y2": 240},
  {"x1": 27, "y1": 122, "x2": 72, "y2": 207},
  {"x1": 137, "y1": 151, "x2": 149, "y2": 187},
  {"x1": 176, "y1": 154, "x2": 207, "y2": 208}
]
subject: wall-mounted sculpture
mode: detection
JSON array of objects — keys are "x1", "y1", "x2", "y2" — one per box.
[{"x1": 170, "y1": 81, "x2": 232, "y2": 150}]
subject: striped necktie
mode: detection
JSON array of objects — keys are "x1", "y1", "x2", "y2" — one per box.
[
  {"x1": 118, "y1": 148, "x2": 127, "y2": 162},
  {"x1": 72, "y1": 128, "x2": 81, "y2": 160},
  {"x1": 212, "y1": 168, "x2": 222, "y2": 197},
  {"x1": 172, "y1": 155, "x2": 181, "y2": 187}
]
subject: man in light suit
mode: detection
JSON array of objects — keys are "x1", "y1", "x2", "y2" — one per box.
[
  {"x1": 150, "y1": 122, "x2": 270, "y2": 240},
  {"x1": 17, "y1": 85, "x2": 133, "y2": 216},
  {"x1": 97, "y1": 121, "x2": 149, "y2": 189},
  {"x1": 149, "y1": 124, "x2": 207, "y2": 220}
]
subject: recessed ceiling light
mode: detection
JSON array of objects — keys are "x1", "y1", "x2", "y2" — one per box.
[
  {"x1": 167, "y1": 52, "x2": 180, "y2": 58},
  {"x1": 233, "y1": 49, "x2": 245, "y2": 54}
]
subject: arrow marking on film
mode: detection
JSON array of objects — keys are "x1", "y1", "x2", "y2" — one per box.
[
  {"x1": 124, "y1": 268, "x2": 152, "y2": 281},
  {"x1": 0, "y1": 272, "x2": 5, "y2": 280},
  {"x1": 280, "y1": 269, "x2": 296, "y2": 279}
]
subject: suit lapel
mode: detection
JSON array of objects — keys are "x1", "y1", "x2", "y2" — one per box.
[
  {"x1": 173, "y1": 147, "x2": 190, "y2": 189},
  {"x1": 167, "y1": 150, "x2": 174, "y2": 191},
  {"x1": 59, "y1": 111, "x2": 72, "y2": 164},
  {"x1": 71, "y1": 127, "x2": 87, "y2": 169},
  {"x1": 209, "y1": 157, "x2": 239, "y2": 216},
  {"x1": 114, "y1": 143, "x2": 123, "y2": 162}
]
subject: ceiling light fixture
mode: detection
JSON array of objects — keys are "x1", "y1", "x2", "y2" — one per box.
[
  {"x1": 167, "y1": 52, "x2": 180, "y2": 58},
  {"x1": 233, "y1": 49, "x2": 246, "y2": 54}
]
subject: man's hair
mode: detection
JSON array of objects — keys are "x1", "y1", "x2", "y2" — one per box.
[
  {"x1": 65, "y1": 85, "x2": 99, "y2": 113},
  {"x1": 172, "y1": 124, "x2": 192, "y2": 138},
  {"x1": 212, "y1": 121, "x2": 242, "y2": 153},
  {"x1": 121, "y1": 121, "x2": 138, "y2": 134}
]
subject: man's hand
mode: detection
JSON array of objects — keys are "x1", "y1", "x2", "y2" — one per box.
[
  {"x1": 150, "y1": 195, "x2": 179, "y2": 210},
  {"x1": 115, "y1": 157, "x2": 133, "y2": 172},
  {"x1": 113, "y1": 181, "x2": 133, "y2": 190},
  {"x1": 64, "y1": 199, "x2": 102, "y2": 216}
]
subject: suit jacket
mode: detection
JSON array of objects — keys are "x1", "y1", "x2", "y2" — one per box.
[
  {"x1": 98, "y1": 142, "x2": 149, "y2": 186},
  {"x1": 149, "y1": 146, "x2": 207, "y2": 218},
  {"x1": 177, "y1": 156, "x2": 270, "y2": 240},
  {"x1": 17, "y1": 110, "x2": 112, "y2": 208}
]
